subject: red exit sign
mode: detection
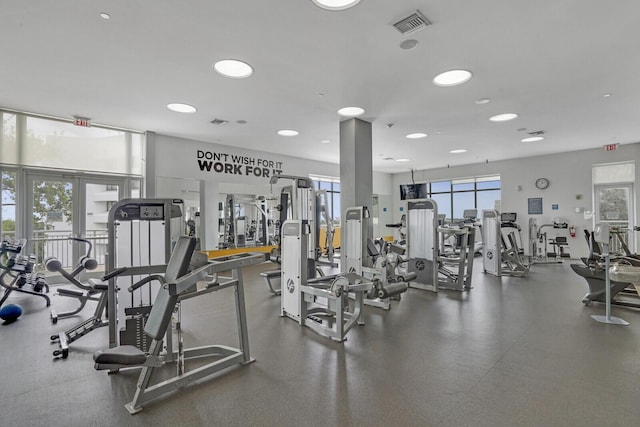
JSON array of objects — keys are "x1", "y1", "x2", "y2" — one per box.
[
  {"x1": 73, "y1": 116, "x2": 91, "y2": 127},
  {"x1": 605, "y1": 143, "x2": 618, "y2": 151}
]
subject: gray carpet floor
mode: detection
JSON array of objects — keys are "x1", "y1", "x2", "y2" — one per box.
[{"x1": 1, "y1": 257, "x2": 639, "y2": 426}]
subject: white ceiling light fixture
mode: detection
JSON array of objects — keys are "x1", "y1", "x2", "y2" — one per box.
[
  {"x1": 167, "y1": 103, "x2": 197, "y2": 113},
  {"x1": 321, "y1": 140, "x2": 331, "y2": 144},
  {"x1": 277, "y1": 129, "x2": 299, "y2": 136},
  {"x1": 433, "y1": 69, "x2": 473, "y2": 87},
  {"x1": 337, "y1": 106, "x2": 365, "y2": 117},
  {"x1": 521, "y1": 136, "x2": 544, "y2": 142},
  {"x1": 400, "y1": 39, "x2": 419, "y2": 50},
  {"x1": 311, "y1": 0, "x2": 361, "y2": 11},
  {"x1": 99, "y1": 12, "x2": 110, "y2": 20},
  {"x1": 450, "y1": 149, "x2": 468, "y2": 154},
  {"x1": 213, "y1": 59, "x2": 254, "y2": 79},
  {"x1": 489, "y1": 113, "x2": 519, "y2": 122},
  {"x1": 406, "y1": 133, "x2": 428, "y2": 139},
  {"x1": 475, "y1": 98, "x2": 491, "y2": 105},
  {"x1": 396, "y1": 158, "x2": 410, "y2": 162}
]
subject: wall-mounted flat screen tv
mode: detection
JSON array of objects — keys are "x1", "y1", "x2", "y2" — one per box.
[{"x1": 400, "y1": 183, "x2": 428, "y2": 200}]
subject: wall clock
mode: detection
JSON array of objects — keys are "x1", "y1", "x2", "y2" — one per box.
[{"x1": 535, "y1": 177, "x2": 550, "y2": 190}]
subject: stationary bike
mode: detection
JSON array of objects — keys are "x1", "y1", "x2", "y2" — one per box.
[{"x1": 46, "y1": 237, "x2": 100, "y2": 324}]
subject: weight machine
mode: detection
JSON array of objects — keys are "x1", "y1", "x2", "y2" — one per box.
[
  {"x1": 93, "y1": 236, "x2": 264, "y2": 414},
  {"x1": 50, "y1": 198, "x2": 185, "y2": 359},
  {"x1": 344, "y1": 206, "x2": 410, "y2": 310},
  {"x1": 437, "y1": 224, "x2": 475, "y2": 291},
  {"x1": 0, "y1": 238, "x2": 50, "y2": 309},
  {"x1": 482, "y1": 211, "x2": 529, "y2": 277},
  {"x1": 529, "y1": 219, "x2": 569, "y2": 264},
  {"x1": 406, "y1": 200, "x2": 439, "y2": 292},
  {"x1": 280, "y1": 219, "x2": 372, "y2": 342}
]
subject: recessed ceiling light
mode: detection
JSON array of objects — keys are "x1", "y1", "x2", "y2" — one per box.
[
  {"x1": 311, "y1": 0, "x2": 361, "y2": 11},
  {"x1": 321, "y1": 140, "x2": 331, "y2": 144},
  {"x1": 400, "y1": 39, "x2": 419, "y2": 50},
  {"x1": 521, "y1": 136, "x2": 544, "y2": 142},
  {"x1": 337, "y1": 106, "x2": 365, "y2": 117},
  {"x1": 406, "y1": 133, "x2": 428, "y2": 139},
  {"x1": 167, "y1": 103, "x2": 197, "y2": 113},
  {"x1": 99, "y1": 12, "x2": 110, "y2": 19},
  {"x1": 489, "y1": 113, "x2": 519, "y2": 122},
  {"x1": 475, "y1": 98, "x2": 491, "y2": 105},
  {"x1": 450, "y1": 149, "x2": 468, "y2": 154},
  {"x1": 433, "y1": 69, "x2": 473, "y2": 87},
  {"x1": 603, "y1": 93, "x2": 612, "y2": 98},
  {"x1": 396, "y1": 158, "x2": 410, "y2": 162},
  {"x1": 277, "y1": 129, "x2": 299, "y2": 136},
  {"x1": 213, "y1": 59, "x2": 253, "y2": 78}
]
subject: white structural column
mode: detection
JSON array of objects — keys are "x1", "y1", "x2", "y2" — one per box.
[
  {"x1": 200, "y1": 180, "x2": 220, "y2": 250},
  {"x1": 340, "y1": 118, "x2": 373, "y2": 267}
]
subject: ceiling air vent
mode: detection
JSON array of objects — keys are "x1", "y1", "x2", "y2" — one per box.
[
  {"x1": 211, "y1": 118, "x2": 229, "y2": 125},
  {"x1": 393, "y1": 10, "x2": 432, "y2": 35},
  {"x1": 528, "y1": 130, "x2": 545, "y2": 136}
]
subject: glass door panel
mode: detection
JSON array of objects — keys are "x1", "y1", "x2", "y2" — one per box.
[
  {"x1": 594, "y1": 184, "x2": 635, "y2": 254},
  {"x1": 29, "y1": 177, "x2": 74, "y2": 272},
  {"x1": 83, "y1": 181, "x2": 122, "y2": 273},
  {"x1": 1, "y1": 170, "x2": 17, "y2": 241}
]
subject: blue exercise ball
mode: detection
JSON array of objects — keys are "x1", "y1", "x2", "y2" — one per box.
[{"x1": 0, "y1": 304, "x2": 23, "y2": 322}]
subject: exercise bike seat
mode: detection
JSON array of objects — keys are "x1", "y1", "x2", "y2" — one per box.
[{"x1": 93, "y1": 345, "x2": 147, "y2": 368}]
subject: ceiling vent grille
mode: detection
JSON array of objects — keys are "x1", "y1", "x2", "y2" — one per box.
[
  {"x1": 393, "y1": 10, "x2": 432, "y2": 35},
  {"x1": 211, "y1": 118, "x2": 229, "y2": 125},
  {"x1": 529, "y1": 130, "x2": 545, "y2": 136}
]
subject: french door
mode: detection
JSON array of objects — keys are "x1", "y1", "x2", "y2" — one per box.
[{"x1": 25, "y1": 172, "x2": 128, "y2": 278}]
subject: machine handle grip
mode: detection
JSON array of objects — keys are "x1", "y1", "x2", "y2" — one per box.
[{"x1": 102, "y1": 266, "x2": 129, "y2": 281}]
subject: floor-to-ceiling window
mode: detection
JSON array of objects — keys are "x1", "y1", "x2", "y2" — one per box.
[{"x1": 0, "y1": 109, "x2": 144, "y2": 273}]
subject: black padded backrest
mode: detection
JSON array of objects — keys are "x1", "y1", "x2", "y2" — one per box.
[
  {"x1": 144, "y1": 236, "x2": 197, "y2": 341},
  {"x1": 555, "y1": 236, "x2": 568, "y2": 244},
  {"x1": 585, "y1": 231, "x2": 602, "y2": 255},
  {"x1": 367, "y1": 238, "x2": 380, "y2": 258}
]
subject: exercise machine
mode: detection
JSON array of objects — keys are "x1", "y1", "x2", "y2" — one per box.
[
  {"x1": 46, "y1": 237, "x2": 100, "y2": 323},
  {"x1": 0, "y1": 238, "x2": 50, "y2": 309},
  {"x1": 93, "y1": 236, "x2": 264, "y2": 414},
  {"x1": 571, "y1": 228, "x2": 640, "y2": 309},
  {"x1": 280, "y1": 219, "x2": 372, "y2": 341},
  {"x1": 262, "y1": 174, "x2": 329, "y2": 296},
  {"x1": 50, "y1": 198, "x2": 185, "y2": 359},
  {"x1": 344, "y1": 206, "x2": 410, "y2": 310},
  {"x1": 482, "y1": 211, "x2": 529, "y2": 277},
  {"x1": 529, "y1": 219, "x2": 569, "y2": 264},
  {"x1": 406, "y1": 199, "x2": 439, "y2": 292},
  {"x1": 437, "y1": 224, "x2": 475, "y2": 291}
]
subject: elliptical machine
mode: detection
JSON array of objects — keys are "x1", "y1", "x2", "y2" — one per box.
[{"x1": 46, "y1": 237, "x2": 100, "y2": 323}]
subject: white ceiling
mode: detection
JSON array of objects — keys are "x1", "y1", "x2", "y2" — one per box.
[{"x1": 2, "y1": 1, "x2": 640, "y2": 174}]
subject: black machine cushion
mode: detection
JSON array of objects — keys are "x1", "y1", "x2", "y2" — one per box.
[
  {"x1": 93, "y1": 345, "x2": 147, "y2": 366},
  {"x1": 143, "y1": 236, "x2": 197, "y2": 342}
]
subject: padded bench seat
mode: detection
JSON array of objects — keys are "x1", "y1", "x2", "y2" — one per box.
[
  {"x1": 94, "y1": 345, "x2": 147, "y2": 366},
  {"x1": 260, "y1": 270, "x2": 281, "y2": 295}
]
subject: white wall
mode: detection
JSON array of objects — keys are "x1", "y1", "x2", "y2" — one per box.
[
  {"x1": 392, "y1": 143, "x2": 640, "y2": 259},
  {"x1": 151, "y1": 134, "x2": 394, "y2": 248}
]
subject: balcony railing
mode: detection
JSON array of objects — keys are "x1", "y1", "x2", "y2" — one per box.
[{"x1": 2, "y1": 230, "x2": 108, "y2": 271}]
